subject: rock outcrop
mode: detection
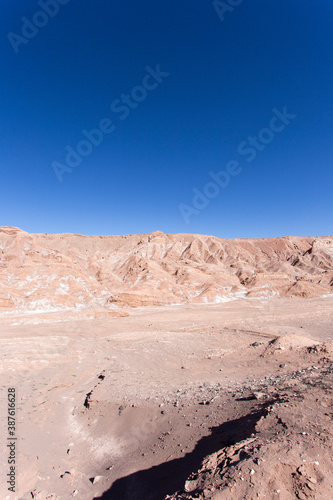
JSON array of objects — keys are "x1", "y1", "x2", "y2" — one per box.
[{"x1": 0, "y1": 227, "x2": 332, "y2": 318}]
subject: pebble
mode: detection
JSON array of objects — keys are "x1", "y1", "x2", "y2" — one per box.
[
  {"x1": 60, "y1": 471, "x2": 71, "y2": 478},
  {"x1": 89, "y1": 475, "x2": 103, "y2": 484},
  {"x1": 297, "y1": 465, "x2": 306, "y2": 475},
  {"x1": 252, "y1": 392, "x2": 265, "y2": 400}
]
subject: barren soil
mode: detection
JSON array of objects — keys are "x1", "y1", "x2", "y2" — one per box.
[{"x1": 1, "y1": 297, "x2": 333, "y2": 500}]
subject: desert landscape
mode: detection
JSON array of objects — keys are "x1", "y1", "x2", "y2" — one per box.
[
  {"x1": 1, "y1": 226, "x2": 333, "y2": 499},
  {"x1": 3, "y1": 0, "x2": 332, "y2": 498}
]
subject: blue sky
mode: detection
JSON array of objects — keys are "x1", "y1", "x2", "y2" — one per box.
[{"x1": 1, "y1": 0, "x2": 332, "y2": 238}]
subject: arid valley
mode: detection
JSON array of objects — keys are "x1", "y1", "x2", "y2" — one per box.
[{"x1": 1, "y1": 227, "x2": 333, "y2": 499}]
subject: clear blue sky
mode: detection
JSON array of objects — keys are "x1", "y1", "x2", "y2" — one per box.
[{"x1": 1, "y1": 0, "x2": 332, "y2": 238}]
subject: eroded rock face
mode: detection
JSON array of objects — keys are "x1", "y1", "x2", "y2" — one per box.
[
  {"x1": 0, "y1": 296, "x2": 14, "y2": 308},
  {"x1": 0, "y1": 227, "x2": 332, "y2": 316},
  {"x1": 311, "y1": 237, "x2": 333, "y2": 253}
]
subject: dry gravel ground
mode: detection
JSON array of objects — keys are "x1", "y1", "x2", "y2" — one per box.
[{"x1": 0, "y1": 296, "x2": 333, "y2": 500}]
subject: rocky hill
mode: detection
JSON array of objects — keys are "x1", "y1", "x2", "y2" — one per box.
[{"x1": 0, "y1": 227, "x2": 332, "y2": 318}]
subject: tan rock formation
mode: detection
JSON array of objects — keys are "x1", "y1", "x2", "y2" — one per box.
[{"x1": 0, "y1": 227, "x2": 332, "y2": 320}]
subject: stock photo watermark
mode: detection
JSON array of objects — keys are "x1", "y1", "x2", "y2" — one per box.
[
  {"x1": 213, "y1": 0, "x2": 244, "y2": 22},
  {"x1": 6, "y1": 388, "x2": 17, "y2": 493},
  {"x1": 51, "y1": 65, "x2": 170, "y2": 182},
  {"x1": 7, "y1": 0, "x2": 71, "y2": 54},
  {"x1": 178, "y1": 106, "x2": 296, "y2": 224}
]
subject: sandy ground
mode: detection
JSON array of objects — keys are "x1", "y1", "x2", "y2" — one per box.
[{"x1": 0, "y1": 296, "x2": 333, "y2": 500}]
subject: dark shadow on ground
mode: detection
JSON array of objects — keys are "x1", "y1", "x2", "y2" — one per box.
[{"x1": 95, "y1": 402, "x2": 273, "y2": 500}]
